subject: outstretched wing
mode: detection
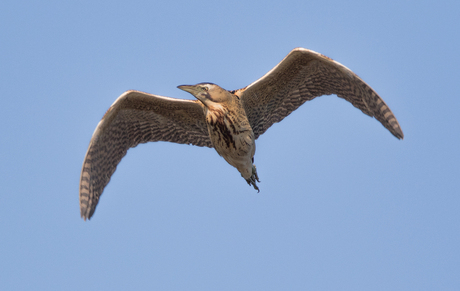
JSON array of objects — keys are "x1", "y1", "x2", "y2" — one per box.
[
  {"x1": 238, "y1": 48, "x2": 404, "y2": 139},
  {"x1": 80, "y1": 90, "x2": 211, "y2": 220}
]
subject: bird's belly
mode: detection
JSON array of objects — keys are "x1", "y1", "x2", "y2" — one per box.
[{"x1": 210, "y1": 129, "x2": 255, "y2": 179}]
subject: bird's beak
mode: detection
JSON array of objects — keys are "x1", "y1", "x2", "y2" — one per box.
[
  {"x1": 177, "y1": 85, "x2": 200, "y2": 96},
  {"x1": 178, "y1": 85, "x2": 209, "y2": 106}
]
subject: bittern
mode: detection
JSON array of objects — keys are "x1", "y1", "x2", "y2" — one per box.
[{"x1": 79, "y1": 48, "x2": 403, "y2": 220}]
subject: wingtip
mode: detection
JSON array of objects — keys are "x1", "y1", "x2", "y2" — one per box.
[
  {"x1": 393, "y1": 128, "x2": 404, "y2": 140},
  {"x1": 80, "y1": 212, "x2": 89, "y2": 221},
  {"x1": 80, "y1": 206, "x2": 92, "y2": 221}
]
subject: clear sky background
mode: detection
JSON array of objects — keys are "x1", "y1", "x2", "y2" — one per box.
[{"x1": 1, "y1": 0, "x2": 459, "y2": 290}]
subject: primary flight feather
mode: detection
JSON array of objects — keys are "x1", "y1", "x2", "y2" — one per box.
[{"x1": 79, "y1": 48, "x2": 403, "y2": 220}]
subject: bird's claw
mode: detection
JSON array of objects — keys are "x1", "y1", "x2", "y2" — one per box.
[{"x1": 245, "y1": 165, "x2": 260, "y2": 192}]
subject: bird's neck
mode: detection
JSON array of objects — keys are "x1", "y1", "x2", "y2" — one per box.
[{"x1": 205, "y1": 100, "x2": 252, "y2": 134}]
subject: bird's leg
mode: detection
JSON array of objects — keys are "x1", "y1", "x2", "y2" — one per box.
[
  {"x1": 245, "y1": 164, "x2": 260, "y2": 192},
  {"x1": 252, "y1": 164, "x2": 260, "y2": 183}
]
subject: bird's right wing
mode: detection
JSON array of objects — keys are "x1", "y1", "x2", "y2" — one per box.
[{"x1": 80, "y1": 90, "x2": 211, "y2": 220}]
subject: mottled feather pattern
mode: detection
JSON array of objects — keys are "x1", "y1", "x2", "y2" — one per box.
[
  {"x1": 203, "y1": 99, "x2": 255, "y2": 180},
  {"x1": 241, "y1": 49, "x2": 403, "y2": 139},
  {"x1": 80, "y1": 48, "x2": 403, "y2": 220},
  {"x1": 208, "y1": 108, "x2": 236, "y2": 151},
  {"x1": 80, "y1": 91, "x2": 211, "y2": 219},
  {"x1": 206, "y1": 102, "x2": 253, "y2": 159}
]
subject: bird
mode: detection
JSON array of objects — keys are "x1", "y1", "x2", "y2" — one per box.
[{"x1": 79, "y1": 47, "x2": 403, "y2": 220}]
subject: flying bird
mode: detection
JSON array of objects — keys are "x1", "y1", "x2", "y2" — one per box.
[{"x1": 79, "y1": 48, "x2": 404, "y2": 220}]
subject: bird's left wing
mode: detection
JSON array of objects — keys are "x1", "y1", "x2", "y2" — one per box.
[
  {"x1": 80, "y1": 90, "x2": 211, "y2": 220},
  {"x1": 238, "y1": 48, "x2": 404, "y2": 139}
]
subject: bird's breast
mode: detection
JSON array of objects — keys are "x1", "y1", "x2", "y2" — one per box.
[{"x1": 206, "y1": 107, "x2": 255, "y2": 167}]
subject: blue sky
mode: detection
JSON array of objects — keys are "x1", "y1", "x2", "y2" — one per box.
[{"x1": 1, "y1": 0, "x2": 459, "y2": 290}]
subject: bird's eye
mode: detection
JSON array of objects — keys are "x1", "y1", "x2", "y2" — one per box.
[{"x1": 202, "y1": 86, "x2": 208, "y2": 91}]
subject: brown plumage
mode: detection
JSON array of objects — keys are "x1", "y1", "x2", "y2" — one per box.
[{"x1": 79, "y1": 48, "x2": 403, "y2": 220}]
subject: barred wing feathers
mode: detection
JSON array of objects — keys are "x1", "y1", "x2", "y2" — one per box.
[
  {"x1": 239, "y1": 48, "x2": 404, "y2": 140},
  {"x1": 79, "y1": 90, "x2": 211, "y2": 220}
]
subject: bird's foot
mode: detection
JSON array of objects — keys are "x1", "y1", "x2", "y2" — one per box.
[{"x1": 245, "y1": 165, "x2": 260, "y2": 192}]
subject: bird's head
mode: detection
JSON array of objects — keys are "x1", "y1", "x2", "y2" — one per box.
[{"x1": 177, "y1": 83, "x2": 232, "y2": 107}]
